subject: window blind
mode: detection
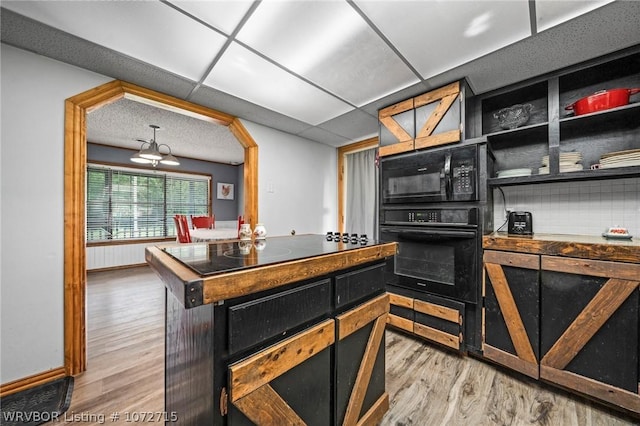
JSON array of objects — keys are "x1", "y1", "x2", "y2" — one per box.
[{"x1": 87, "y1": 164, "x2": 210, "y2": 242}]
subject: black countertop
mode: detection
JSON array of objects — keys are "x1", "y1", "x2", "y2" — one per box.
[{"x1": 162, "y1": 234, "x2": 378, "y2": 276}]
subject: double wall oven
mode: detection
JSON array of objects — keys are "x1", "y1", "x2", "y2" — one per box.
[{"x1": 379, "y1": 143, "x2": 492, "y2": 352}]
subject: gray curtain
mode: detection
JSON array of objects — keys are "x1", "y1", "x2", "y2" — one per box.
[{"x1": 346, "y1": 148, "x2": 378, "y2": 239}]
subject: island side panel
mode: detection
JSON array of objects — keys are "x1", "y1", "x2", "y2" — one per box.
[{"x1": 166, "y1": 288, "x2": 216, "y2": 424}]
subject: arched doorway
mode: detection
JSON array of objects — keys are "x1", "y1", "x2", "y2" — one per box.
[{"x1": 64, "y1": 80, "x2": 258, "y2": 375}]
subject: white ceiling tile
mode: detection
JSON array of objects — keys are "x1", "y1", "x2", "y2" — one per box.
[
  {"x1": 355, "y1": 0, "x2": 532, "y2": 80},
  {"x1": 535, "y1": 0, "x2": 615, "y2": 32},
  {"x1": 1, "y1": 1, "x2": 227, "y2": 81},
  {"x1": 236, "y1": 1, "x2": 419, "y2": 107},
  {"x1": 203, "y1": 42, "x2": 354, "y2": 125},
  {"x1": 166, "y1": 0, "x2": 254, "y2": 35}
]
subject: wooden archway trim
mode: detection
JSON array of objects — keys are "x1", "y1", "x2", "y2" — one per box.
[{"x1": 64, "y1": 80, "x2": 258, "y2": 375}]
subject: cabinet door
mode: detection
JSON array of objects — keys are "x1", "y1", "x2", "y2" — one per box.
[
  {"x1": 413, "y1": 81, "x2": 461, "y2": 150},
  {"x1": 540, "y1": 256, "x2": 640, "y2": 414},
  {"x1": 378, "y1": 99, "x2": 415, "y2": 157},
  {"x1": 483, "y1": 250, "x2": 540, "y2": 379},
  {"x1": 336, "y1": 294, "x2": 390, "y2": 426},
  {"x1": 227, "y1": 320, "x2": 335, "y2": 425}
]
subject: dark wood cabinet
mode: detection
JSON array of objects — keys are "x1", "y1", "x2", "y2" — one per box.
[
  {"x1": 482, "y1": 234, "x2": 640, "y2": 416},
  {"x1": 483, "y1": 250, "x2": 540, "y2": 379},
  {"x1": 540, "y1": 256, "x2": 640, "y2": 414},
  {"x1": 378, "y1": 81, "x2": 465, "y2": 157},
  {"x1": 164, "y1": 260, "x2": 391, "y2": 425}
]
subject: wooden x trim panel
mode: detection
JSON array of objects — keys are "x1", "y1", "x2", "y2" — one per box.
[
  {"x1": 341, "y1": 314, "x2": 388, "y2": 426},
  {"x1": 541, "y1": 277, "x2": 639, "y2": 370},
  {"x1": 416, "y1": 94, "x2": 457, "y2": 139},
  {"x1": 229, "y1": 319, "x2": 335, "y2": 403},
  {"x1": 378, "y1": 98, "x2": 414, "y2": 143},
  {"x1": 485, "y1": 263, "x2": 537, "y2": 364},
  {"x1": 337, "y1": 294, "x2": 389, "y2": 426},
  {"x1": 233, "y1": 384, "x2": 305, "y2": 425}
]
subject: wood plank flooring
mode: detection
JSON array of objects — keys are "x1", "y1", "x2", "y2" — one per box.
[{"x1": 47, "y1": 267, "x2": 639, "y2": 425}]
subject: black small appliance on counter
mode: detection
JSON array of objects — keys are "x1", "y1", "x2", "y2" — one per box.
[{"x1": 507, "y1": 211, "x2": 533, "y2": 235}]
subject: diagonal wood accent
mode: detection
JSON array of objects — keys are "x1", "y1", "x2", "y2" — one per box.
[
  {"x1": 378, "y1": 98, "x2": 414, "y2": 143},
  {"x1": 541, "y1": 278, "x2": 639, "y2": 370},
  {"x1": 416, "y1": 93, "x2": 457, "y2": 138},
  {"x1": 485, "y1": 263, "x2": 537, "y2": 364},
  {"x1": 229, "y1": 320, "x2": 334, "y2": 402},
  {"x1": 357, "y1": 392, "x2": 389, "y2": 426},
  {"x1": 338, "y1": 294, "x2": 390, "y2": 340},
  {"x1": 343, "y1": 314, "x2": 388, "y2": 426},
  {"x1": 233, "y1": 383, "x2": 305, "y2": 426}
]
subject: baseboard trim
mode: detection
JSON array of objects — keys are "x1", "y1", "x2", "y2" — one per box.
[
  {"x1": 0, "y1": 367, "x2": 66, "y2": 398},
  {"x1": 87, "y1": 263, "x2": 148, "y2": 273}
]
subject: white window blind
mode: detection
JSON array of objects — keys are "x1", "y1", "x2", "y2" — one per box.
[{"x1": 87, "y1": 164, "x2": 210, "y2": 242}]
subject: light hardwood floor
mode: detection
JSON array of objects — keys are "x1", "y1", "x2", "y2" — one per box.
[{"x1": 48, "y1": 267, "x2": 639, "y2": 425}]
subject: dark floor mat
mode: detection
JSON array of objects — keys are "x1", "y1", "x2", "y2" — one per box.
[{"x1": 0, "y1": 376, "x2": 73, "y2": 426}]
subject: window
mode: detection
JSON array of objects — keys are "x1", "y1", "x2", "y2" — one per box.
[{"x1": 87, "y1": 164, "x2": 210, "y2": 242}]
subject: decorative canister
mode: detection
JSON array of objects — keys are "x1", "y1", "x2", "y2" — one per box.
[
  {"x1": 253, "y1": 223, "x2": 267, "y2": 240},
  {"x1": 239, "y1": 223, "x2": 252, "y2": 240}
]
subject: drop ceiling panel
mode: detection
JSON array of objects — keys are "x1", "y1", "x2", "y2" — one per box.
[
  {"x1": 535, "y1": 0, "x2": 615, "y2": 32},
  {"x1": 355, "y1": 0, "x2": 532, "y2": 80},
  {"x1": 1, "y1": 1, "x2": 227, "y2": 81},
  {"x1": 166, "y1": 0, "x2": 255, "y2": 35},
  {"x1": 204, "y1": 42, "x2": 355, "y2": 125},
  {"x1": 236, "y1": 1, "x2": 419, "y2": 107}
]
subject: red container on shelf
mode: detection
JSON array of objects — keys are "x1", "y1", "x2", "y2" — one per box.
[{"x1": 565, "y1": 88, "x2": 640, "y2": 115}]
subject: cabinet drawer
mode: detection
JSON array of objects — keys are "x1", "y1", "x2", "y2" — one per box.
[
  {"x1": 228, "y1": 279, "x2": 332, "y2": 354},
  {"x1": 335, "y1": 263, "x2": 386, "y2": 309},
  {"x1": 414, "y1": 295, "x2": 464, "y2": 351}
]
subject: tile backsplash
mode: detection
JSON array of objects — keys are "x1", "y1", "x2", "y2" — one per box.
[{"x1": 492, "y1": 177, "x2": 640, "y2": 237}]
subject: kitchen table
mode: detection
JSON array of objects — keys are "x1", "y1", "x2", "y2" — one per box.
[{"x1": 189, "y1": 228, "x2": 238, "y2": 242}]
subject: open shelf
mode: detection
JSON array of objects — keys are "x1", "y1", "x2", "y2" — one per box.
[{"x1": 488, "y1": 165, "x2": 640, "y2": 187}]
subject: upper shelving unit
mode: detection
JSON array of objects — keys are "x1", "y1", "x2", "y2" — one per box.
[{"x1": 467, "y1": 46, "x2": 640, "y2": 187}]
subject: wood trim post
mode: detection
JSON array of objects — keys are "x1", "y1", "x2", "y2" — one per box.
[{"x1": 64, "y1": 80, "x2": 258, "y2": 377}]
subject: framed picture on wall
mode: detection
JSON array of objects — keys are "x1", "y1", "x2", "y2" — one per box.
[{"x1": 217, "y1": 182, "x2": 234, "y2": 200}]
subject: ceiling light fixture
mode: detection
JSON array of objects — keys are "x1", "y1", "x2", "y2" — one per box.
[{"x1": 130, "y1": 124, "x2": 180, "y2": 167}]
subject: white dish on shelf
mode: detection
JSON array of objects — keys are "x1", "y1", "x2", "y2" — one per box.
[
  {"x1": 602, "y1": 232, "x2": 633, "y2": 240},
  {"x1": 496, "y1": 168, "x2": 532, "y2": 178}
]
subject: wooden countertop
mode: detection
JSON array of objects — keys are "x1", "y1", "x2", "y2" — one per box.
[
  {"x1": 146, "y1": 237, "x2": 397, "y2": 308},
  {"x1": 483, "y1": 232, "x2": 640, "y2": 264}
]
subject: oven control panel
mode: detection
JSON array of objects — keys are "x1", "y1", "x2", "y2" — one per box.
[{"x1": 384, "y1": 208, "x2": 477, "y2": 226}]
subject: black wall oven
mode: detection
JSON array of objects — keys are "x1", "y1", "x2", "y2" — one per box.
[
  {"x1": 379, "y1": 143, "x2": 492, "y2": 352},
  {"x1": 379, "y1": 208, "x2": 479, "y2": 303}
]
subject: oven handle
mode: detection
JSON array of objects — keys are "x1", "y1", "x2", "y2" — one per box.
[
  {"x1": 383, "y1": 228, "x2": 476, "y2": 240},
  {"x1": 444, "y1": 153, "x2": 452, "y2": 200}
]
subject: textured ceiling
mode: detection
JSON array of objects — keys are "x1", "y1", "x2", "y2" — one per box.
[{"x1": 2, "y1": 0, "x2": 639, "y2": 165}]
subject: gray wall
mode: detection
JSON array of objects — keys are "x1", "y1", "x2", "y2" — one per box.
[{"x1": 87, "y1": 143, "x2": 241, "y2": 220}]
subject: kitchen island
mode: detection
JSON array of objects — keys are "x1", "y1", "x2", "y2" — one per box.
[
  {"x1": 146, "y1": 234, "x2": 397, "y2": 425},
  {"x1": 482, "y1": 232, "x2": 640, "y2": 416}
]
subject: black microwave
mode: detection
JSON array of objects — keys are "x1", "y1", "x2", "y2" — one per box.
[{"x1": 380, "y1": 144, "x2": 478, "y2": 204}]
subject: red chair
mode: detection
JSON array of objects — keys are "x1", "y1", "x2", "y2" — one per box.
[
  {"x1": 237, "y1": 215, "x2": 245, "y2": 238},
  {"x1": 174, "y1": 215, "x2": 191, "y2": 243},
  {"x1": 191, "y1": 215, "x2": 215, "y2": 229}
]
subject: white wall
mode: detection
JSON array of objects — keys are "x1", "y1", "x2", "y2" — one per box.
[
  {"x1": 0, "y1": 45, "x2": 339, "y2": 384},
  {"x1": 0, "y1": 45, "x2": 111, "y2": 383},
  {"x1": 240, "y1": 120, "x2": 337, "y2": 237},
  {"x1": 492, "y1": 177, "x2": 640, "y2": 236}
]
